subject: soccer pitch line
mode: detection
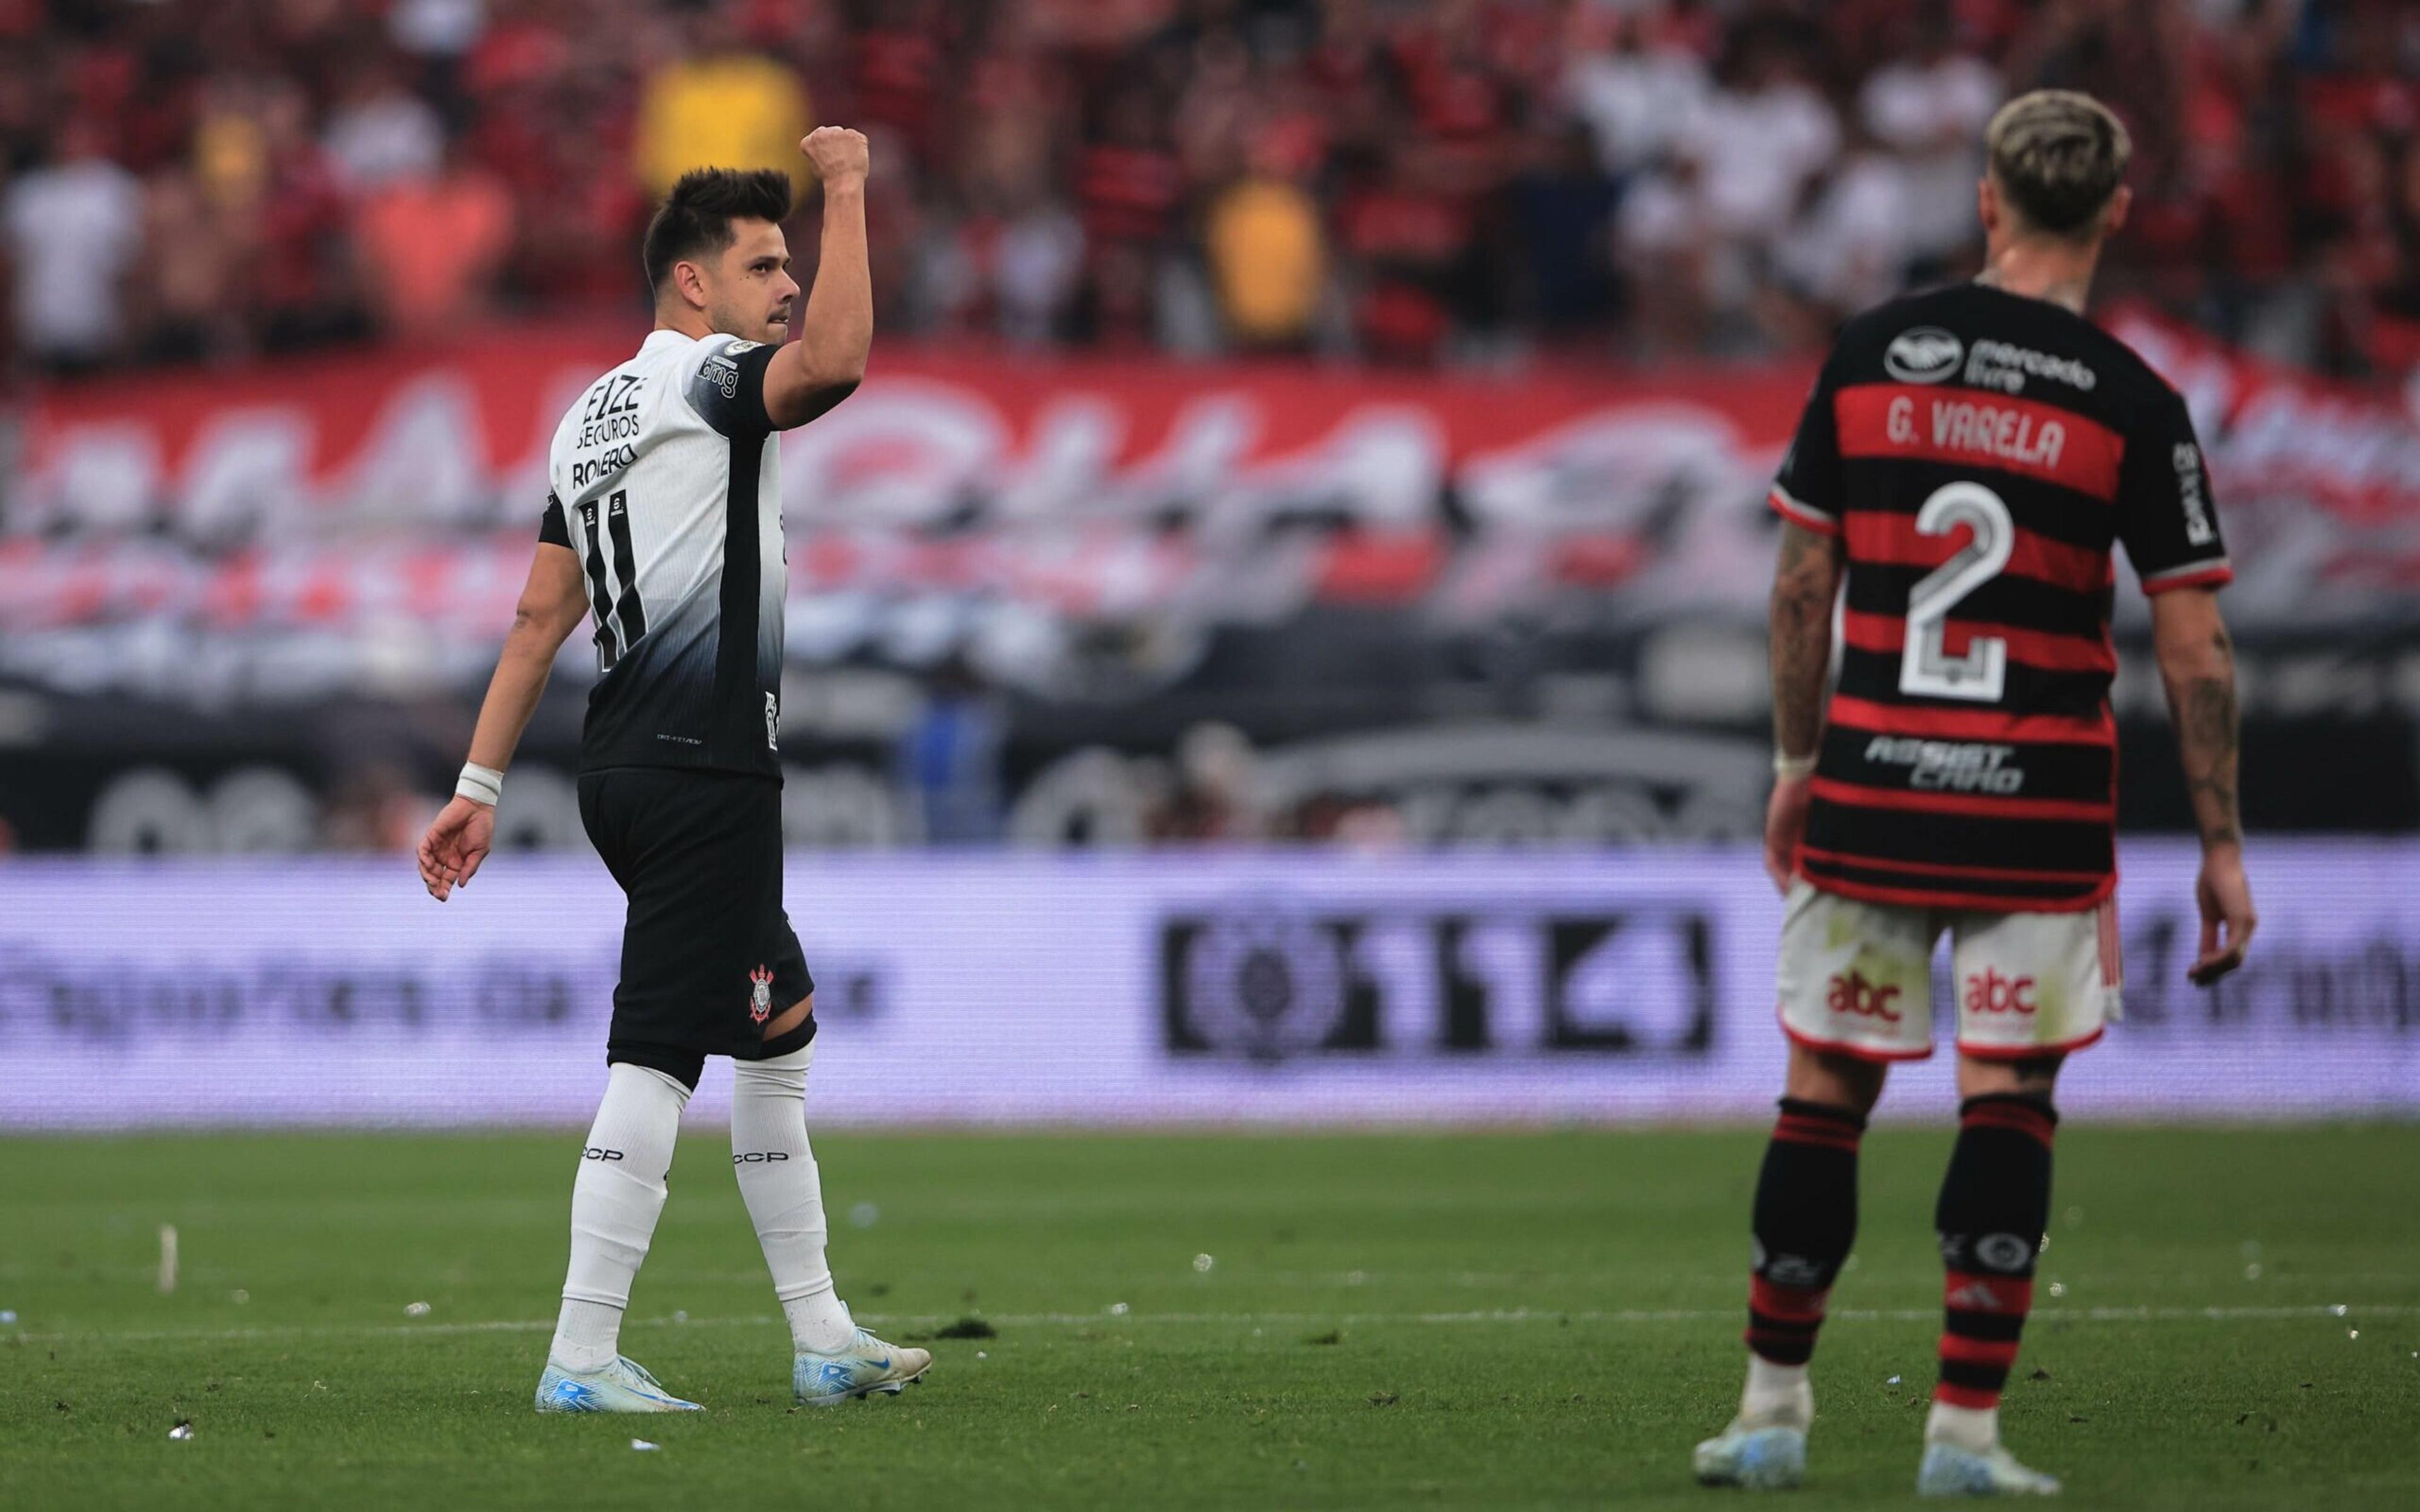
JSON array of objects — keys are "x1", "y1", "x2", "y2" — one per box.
[{"x1": 15, "y1": 1302, "x2": 2413, "y2": 1348}]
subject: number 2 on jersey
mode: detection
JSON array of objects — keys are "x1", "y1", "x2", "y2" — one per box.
[{"x1": 1898, "y1": 481, "x2": 2012, "y2": 702}]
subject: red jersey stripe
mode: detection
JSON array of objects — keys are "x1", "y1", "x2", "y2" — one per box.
[
  {"x1": 1840, "y1": 609, "x2": 2116, "y2": 673},
  {"x1": 1795, "y1": 844, "x2": 2111, "y2": 886},
  {"x1": 1795, "y1": 868, "x2": 2116, "y2": 914},
  {"x1": 2142, "y1": 560, "x2": 2234, "y2": 593},
  {"x1": 1842, "y1": 510, "x2": 2113, "y2": 595},
  {"x1": 1809, "y1": 777, "x2": 2112, "y2": 823},
  {"x1": 1825, "y1": 694, "x2": 2114, "y2": 747},
  {"x1": 1768, "y1": 486, "x2": 1840, "y2": 536},
  {"x1": 1835, "y1": 384, "x2": 2126, "y2": 501}
]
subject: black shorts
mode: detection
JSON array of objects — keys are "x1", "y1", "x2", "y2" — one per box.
[{"x1": 577, "y1": 767, "x2": 815, "y2": 1068}]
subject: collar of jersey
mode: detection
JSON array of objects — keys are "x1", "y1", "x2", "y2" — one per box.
[{"x1": 640, "y1": 328, "x2": 698, "y2": 352}]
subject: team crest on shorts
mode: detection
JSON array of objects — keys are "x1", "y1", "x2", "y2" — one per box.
[{"x1": 748, "y1": 965, "x2": 775, "y2": 1022}]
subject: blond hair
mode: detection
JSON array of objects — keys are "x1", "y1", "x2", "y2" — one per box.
[{"x1": 1985, "y1": 89, "x2": 2131, "y2": 240}]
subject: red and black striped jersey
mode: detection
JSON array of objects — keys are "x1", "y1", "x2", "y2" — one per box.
[{"x1": 1770, "y1": 282, "x2": 2231, "y2": 912}]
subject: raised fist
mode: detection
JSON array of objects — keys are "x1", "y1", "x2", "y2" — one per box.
[{"x1": 802, "y1": 125, "x2": 870, "y2": 188}]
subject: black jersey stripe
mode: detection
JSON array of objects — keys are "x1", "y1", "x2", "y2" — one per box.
[
  {"x1": 1798, "y1": 850, "x2": 2106, "y2": 909},
  {"x1": 710, "y1": 432, "x2": 766, "y2": 769},
  {"x1": 1803, "y1": 797, "x2": 2114, "y2": 876},
  {"x1": 1836, "y1": 646, "x2": 2112, "y2": 723},
  {"x1": 606, "y1": 491, "x2": 648, "y2": 650},
  {"x1": 577, "y1": 498, "x2": 621, "y2": 670}
]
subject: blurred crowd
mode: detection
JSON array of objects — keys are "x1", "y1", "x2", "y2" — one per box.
[{"x1": 3, "y1": 0, "x2": 2419, "y2": 382}]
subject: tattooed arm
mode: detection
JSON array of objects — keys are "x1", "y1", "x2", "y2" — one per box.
[
  {"x1": 2151, "y1": 586, "x2": 2256, "y2": 983},
  {"x1": 1763, "y1": 522, "x2": 1845, "y2": 891}
]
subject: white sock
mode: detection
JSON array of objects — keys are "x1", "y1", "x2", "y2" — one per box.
[
  {"x1": 1741, "y1": 1356, "x2": 1814, "y2": 1428},
  {"x1": 1925, "y1": 1399, "x2": 1998, "y2": 1452},
  {"x1": 549, "y1": 1062, "x2": 690, "y2": 1373},
  {"x1": 730, "y1": 1042, "x2": 855, "y2": 1354}
]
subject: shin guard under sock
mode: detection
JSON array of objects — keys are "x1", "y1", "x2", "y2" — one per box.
[
  {"x1": 1933, "y1": 1093, "x2": 2056, "y2": 1423},
  {"x1": 1744, "y1": 1098, "x2": 1867, "y2": 1369}
]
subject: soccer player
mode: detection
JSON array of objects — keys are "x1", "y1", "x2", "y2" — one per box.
[
  {"x1": 415, "y1": 128, "x2": 931, "y2": 1412},
  {"x1": 1693, "y1": 91, "x2": 2256, "y2": 1496}
]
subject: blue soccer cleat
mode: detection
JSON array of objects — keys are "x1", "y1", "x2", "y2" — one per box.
[
  {"x1": 1693, "y1": 1419, "x2": 1808, "y2": 1490},
  {"x1": 792, "y1": 1312, "x2": 933, "y2": 1407},
  {"x1": 533, "y1": 1356, "x2": 704, "y2": 1414},
  {"x1": 1917, "y1": 1438, "x2": 2061, "y2": 1497}
]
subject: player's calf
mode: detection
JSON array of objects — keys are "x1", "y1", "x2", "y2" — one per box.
[
  {"x1": 1925, "y1": 1093, "x2": 2058, "y2": 1489},
  {"x1": 1695, "y1": 1096, "x2": 1867, "y2": 1488}
]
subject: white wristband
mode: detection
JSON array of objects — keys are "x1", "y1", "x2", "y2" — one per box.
[
  {"x1": 456, "y1": 762, "x2": 504, "y2": 807},
  {"x1": 1773, "y1": 751, "x2": 1818, "y2": 781}
]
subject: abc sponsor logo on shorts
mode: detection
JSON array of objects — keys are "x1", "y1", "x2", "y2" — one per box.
[
  {"x1": 1825, "y1": 970, "x2": 1903, "y2": 1024},
  {"x1": 1963, "y1": 969, "x2": 2037, "y2": 1016}
]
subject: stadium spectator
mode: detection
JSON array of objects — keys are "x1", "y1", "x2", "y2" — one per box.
[
  {"x1": 4, "y1": 122, "x2": 142, "y2": 374},
  {"x1": 352, "y1": 134, "x2": 514, "y2": 338},
  {"x1": 0, "y1": 0, "x2": 2412, "y2": 386}
]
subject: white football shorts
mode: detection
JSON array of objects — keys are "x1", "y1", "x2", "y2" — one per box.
[{"x1": 1775, "y1": 879, "x2": 2121, "y2": 1062}]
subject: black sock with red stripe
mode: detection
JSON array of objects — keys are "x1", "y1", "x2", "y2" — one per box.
[
  {"x1": 1744, "y1": 1098, "x2": 1865, "y2": 1366},
  {"x1": 1933, "y1": 1094, "x2": 2057, "y2": 1412}
]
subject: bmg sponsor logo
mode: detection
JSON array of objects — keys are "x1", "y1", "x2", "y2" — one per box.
[{"x1": 1160, "y1": 902, "x2": 1718, "y2": 1062}]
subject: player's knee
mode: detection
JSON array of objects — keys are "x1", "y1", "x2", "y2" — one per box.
[
  {"x1": 607, "y1": 1040, "x2": 706, "y2": 1093},
  {"x1": 1956, "y1": 1051, "x2": 2061, "y2": 1102},
  {"x1": 1785, "y1": 1043, "x2": 1887, "y2": 1117}
]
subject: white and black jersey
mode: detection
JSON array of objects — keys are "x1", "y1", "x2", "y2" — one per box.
[{"x1": 541, "y1": 330, "x2": 786, "y2": 778}]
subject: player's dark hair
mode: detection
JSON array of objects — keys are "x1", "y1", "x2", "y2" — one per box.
[
  {"x1": 1985, "y1": 90, "x2": 2131, "y2": 241},
  {"x1": 642, "y1": 168, "x2": 793, "y2": 295}
]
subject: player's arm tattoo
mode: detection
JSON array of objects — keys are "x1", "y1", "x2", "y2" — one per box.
[
  {"x1": 2163, "y1": 622, "x2": 2243, "y2": 849},
  {"x1": 1769, "y1": 522, "x2": 1843, "y2": 759}
]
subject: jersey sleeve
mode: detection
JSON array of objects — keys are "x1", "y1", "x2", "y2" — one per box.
[
  {"x1": 539, "y1": 492, "x2": 572, "y2": 547},
  {"x1": 2116, "y1": 387, "x2": 2232, "y2": 593},
  {"x1": 681, "y1": 336, "x2": 780, "y2": 440},
  {"x1": 1770, "y1": 351, "x2": 1844, "y2": 536}
]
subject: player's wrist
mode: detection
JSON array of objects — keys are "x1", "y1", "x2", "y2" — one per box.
[
  {"x1": 455, "y1": 761, "x2": 504, "y2": 809},
  {"x1": 1773, "y1": 750, "x2": 1819, "y2": 782}
]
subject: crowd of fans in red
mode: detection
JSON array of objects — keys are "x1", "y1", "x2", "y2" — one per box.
[{"x1": 2, "y1": 0, "x2": 2417, "y2": 386}]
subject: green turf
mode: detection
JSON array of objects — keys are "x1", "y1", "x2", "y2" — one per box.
[{"x1": 2, "y1": 1126, "x2": 2414, "y2": 1510}]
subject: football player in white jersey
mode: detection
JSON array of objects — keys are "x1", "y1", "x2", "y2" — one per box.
[{"x1": 417, "y1": 127, "x2": 933, "y2": 1413}]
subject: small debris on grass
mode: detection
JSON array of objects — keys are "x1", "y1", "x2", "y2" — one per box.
[
  {"x1": 975, "y1": 1351, "x2": 988, "y2": 1360},
  {"x1": 1886, "y1": 1375, "x2": 1901, "y2": 1385},
  {"x1": 2245, "y1": 1264, "x2": 2262, "y2": 1280},
  {"x1": 2048, "y1": 1282, "x2": 2066, "y2": 1298},
  {"x1": 935, "y1": 1317, "x2": 996, "y2": 1340},
  {"x1": 672, "y1": 1310, "x2": 688, "y2": 1323},
  {"x1": 2029, "y1": 1368, "x2": 2053, "y2": 1381},
  {"x1": 1306, "y1": 1329, "x2": 1344, "y2": 1346},
  {"x1": 850, "y1": 1203, "x2": 879, "y2": 1229},
  {"x1": 1107, "y1": 1302, "x2": 1129, "y2": 1316},
  {"x1": 2068, "y1": 1414, "x2": 2087, "y2": 1424},
  {"x1": 404, "y1": 1302, "x2": 430, "y2": 1317},
  {"x1": 54, "y1": 1401, "x2": 69, "y2": 1414},
  {"x1": 1075, "y1": 1391, "x2": 1092, "y2": 1399},
  {"x1": 168, "y1": 1421, "x2": 194, "y2": 1441},
  {"x1": 1368, "y1": 1391, "x2": 1400, "y2": 1407},
  {"x1": 2329, "y1": 1303, "x2": 2349, "y2": 1317},
  {"x1": 630, "y1": 1439, "x2": 658, "y2": 1452},
  {"x1": 230, "y1": 1291, "x2": 249, "y2": 1305},
  {"x1": 0, "y1": 1310, "x2": 17, "y2": 1325},
  {"x1": 1126, "y1": 1403, "x2": 1139, "y2": 1412},
  {"x1": 1193, "y1": 1254, "x2": 1214, "y2": 1273},
  {"x1": 868, "y1": 1283, "x2": 890, "y2": 1298}
]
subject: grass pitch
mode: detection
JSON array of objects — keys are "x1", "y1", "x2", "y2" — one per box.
[{"x1": 3, "y1": 1125, "x2": 2414, "y2": 1511}]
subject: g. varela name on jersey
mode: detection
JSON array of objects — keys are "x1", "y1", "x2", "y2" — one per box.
[
  {"x1": 540, "y1": 329, "x2": 787, "y2": 778},
  {"x1": 1770, "y1": 283, "x2": 2232, "y2": 912}
]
